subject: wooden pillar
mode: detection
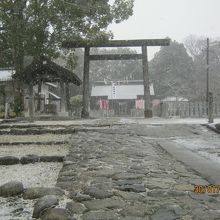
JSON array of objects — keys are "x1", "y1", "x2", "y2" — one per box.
[
  {"x1": 81, "y1": 46, "x2": 90, "y2": 118},
  {"x1": 208, "y1": 92, "x2": 214, "y2": 123},
  {"x1": 142, "y1": 46, "x2": 152, "y2": 118},
  {"x1": 28, "y1": 82, "x2": 34, "y2": 121},
  {"x1": 66, "y1": 83, "x2": 70, "y2": 112},
  {"x1": 2, "y1": 86, "x2": 7, "y2": 118},
  {"x1": 60, "y1": 81, "x2": 66, "y2": 112},
  {"x1": 37, "y1": 81, "x2": 41, "y2": 112}
]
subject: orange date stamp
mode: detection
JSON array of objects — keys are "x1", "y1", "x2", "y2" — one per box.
[{"x1": 194, "y1": 185, "x2": 220, "y2": 193}]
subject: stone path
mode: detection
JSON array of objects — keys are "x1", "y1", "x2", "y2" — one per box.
[
  {"x1": 158, "y1": 141, "x2": 220, "y2": 184},
  {"x1": 57, "y1": 125, "x2": 220, "y2": 220}
]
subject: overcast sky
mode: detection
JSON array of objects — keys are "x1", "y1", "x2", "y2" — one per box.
[{"x1": 108, "y1": 0, "x2": 220, "y2": 59}]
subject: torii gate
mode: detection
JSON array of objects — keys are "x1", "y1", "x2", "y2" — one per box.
[{"x1": 62, "y1": 39, "x2": 170, "y2": 118}]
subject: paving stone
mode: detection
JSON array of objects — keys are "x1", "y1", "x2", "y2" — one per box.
[
  {"x1": 174, "y1": 164, "x2": 189, "y2": 173},
  {"x1": 151, "y1": 208, "x2": 177, "y2": 220},
  {"x1": 56, "y1": 182, "x2": 74, "y2": 190},
  {"x1": 40, "y1": 155, "x2": 64, "y2": 162},
  {"x1": 181, "y1": 215, "x2": 193, "y2": 220},
  {"x1": 112, "y1": 173, "x2": 145, "y2": 180},
  {"x1": 114, "y1": 179, "x2": 142, "y2": 186},
  {"x1": 174, "y1": 184, "x2": 194, "y2": 191},
  {"x1": 147, "y1": 190, "x2": 168, "y2": 197},
  {"x1": 83, "y1": 197, "x2": 126, "y2": 210},
  {"x1": 57, "y1": 176, "x2": 77, "y2": 182},
  {"x1": 145, "y1": 181, "x2": 170, "y2": 190},
  {"x1": 114, "y1": 190, "x2": 145, "y2": 202},
  {"x1": 188, "y1": 192, "x2": 216, "y2": 202},
  {"x1": 120, "y1": 217, "x2": 149, "y2": 220},
  {"x1": 71, "y1": 192, "x2": 92, "y2": 202},
  {"x1": 20, "y1": 154, "x2": 39, "y2": 164},
  {"x1": 215, "y1": 123, "x2": 220, "y2": 131},
  {"x1": 166, "y1": 190, "x2": 188, "y2": 197},
  {"x1": 129, "y1": 165, "x2": 145, "y2": 170},
  {"x1": 116, "y1": 184, "x2": 146, "y2": 193},
  {"x1": 0, "y1": 156, "x2": 20, "y2": 165},
  {"x1": 120, "y1": 202, "x2": 147, "y2": 217},
  {"x1": 32, "y1": 195, "x2": 59, "y2": 219},
  {"x1": 59, "y1": 170, "x2": 78, "y2": 177},
  {"x1": 129, "y1": 169, "x2": 149, "y2": 175},
  {"x1": 188, "y1": 178, "x2": 210, "y2": 185},
  {"x1": 151, "y1": 204, "x2": 185, "y2": 220},
  {"x1": 90, "y1": 169, "x2": 117, "y2": 177},
  {"x1": 91, "y1": 182, "x2": 113, "y2": 191},
  {"x1": 23, "y1": 187, "x2": 65, "y2": 199},
  {"x1": 84, "y1": 187, "x2": 113, "y2": 199},
  {"x1": 41, "y1": 208, "x2": 69, "y2": 220},
  {"x1": 91, "y1": 177, "x2": 112, "y2": 184},
  {"x1": 0, "y1": 181, "x2": 24, "y2": 197},
  {"x1": 63, "y1": 161, "x2": 76, "y2": 166},
  {"x1": 191, "y1": 209, "x2": 220, "y2": 220},
  {"x1": 82, "y1": 210, "x2": 119, "y2": 220},
  {"x1": 66, "y1": 201, "x2": 87, "y2": 214}
]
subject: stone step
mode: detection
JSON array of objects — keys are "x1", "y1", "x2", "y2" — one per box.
[
  {"x1": 0, "y1": 141, "x2": 68, "y2": 146},
  {"x1": 0, "y1": 155, "x2": 64, "y2": 165}
]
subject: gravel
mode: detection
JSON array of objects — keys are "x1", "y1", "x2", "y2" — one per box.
[{"x1": 0, "y1": 162, "x2": 62, "y2": 188}]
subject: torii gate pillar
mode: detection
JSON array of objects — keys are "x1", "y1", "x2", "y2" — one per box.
[
  {"x1": 142, "y1": 46, "x2": 152, "y2": 118},
  {"x1": 81, "y1": 46, "x2": 90, "y2": 118}
]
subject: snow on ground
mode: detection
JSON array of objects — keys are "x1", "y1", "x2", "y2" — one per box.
[
  {"x1": 0, "y1": 162, "x2": 65, "y2": 220},
  {"x1": 173, "y1": 137, "x2": 220, "y2": 165},
  {"x1": 120, "y1": 117, "x2": 220, "y2": 125},
  {"x1": 0, "y1": 134, "x2": 71, "y2": 142},
  {"x1": 0, "y1": 162, "x2": 62, "y2": 188},
  {"x1": 173, "y1": 138, "x2": 220, "y2": 150},
  {"x1": 0, "y1": 131, "x2": 70, "y2": 219},
  {"x1": 0, "y1": 197, "x2": 35, "y2": 220},
  {"x1": 0, "y1": 144, "x2": 68, "y2": 157},
  {"x1": 7, "y1": 119, "x2": 100, "y2": 126},
  {"x1": 0, "y1": 133, "x2": 69, "y2": 188},
  {"x1": 2, "y1": 117, "x2": 220, "y2": 127}
]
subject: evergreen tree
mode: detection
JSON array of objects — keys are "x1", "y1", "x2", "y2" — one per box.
[
  {"x1": 0, "y1": 0, "x2": 134, "y2": 113},
  {"x1": 149, "y1": 41, "x2": 195, "y2": 99}
]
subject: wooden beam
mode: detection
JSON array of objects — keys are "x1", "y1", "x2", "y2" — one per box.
[
  {"x1": 62, "y1": 38, "x2": 170, "y2": 48},
  {"x1": 89, "y1": 54, "x2": 142, "y2": 61}
]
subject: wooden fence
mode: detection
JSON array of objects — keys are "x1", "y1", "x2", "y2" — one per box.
[
  {"x1": 90, "y1": 109, "x2": 115, "y2": 118},
  {"x1": 161, "y1": 101, "x2": 220, "y2": 118},
  {"x1": 131, "y1": 101, "x2": 220, "y2": 118},
  {"x1": 90, "y1": 101, "x2": 220, "y2": 118}
]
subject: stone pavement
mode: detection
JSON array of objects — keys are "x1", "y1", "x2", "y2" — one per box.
[{"x1": 57, "y1": 124, "x2": 220, "y2": 220}]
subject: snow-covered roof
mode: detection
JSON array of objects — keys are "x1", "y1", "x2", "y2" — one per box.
[
  {"x1": 0, "y1": 69, "x2": 15, "y2": 81},
  {"x1": 48, "y1": 91, "x2": 60, "y2": 99},
  {"x1": 45, "y1": 82, "x2": 58, "y2": 88},
  {"x1": 162, "y1": 96, "x2": 188, "y2": 102},
  {"x1": 91, "y1": 83, "x2": 154, "y2": 100}
]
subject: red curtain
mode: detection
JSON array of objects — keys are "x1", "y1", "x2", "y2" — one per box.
[{"x1": 98, "y1": 99, "x2": 109, "y2": 110}]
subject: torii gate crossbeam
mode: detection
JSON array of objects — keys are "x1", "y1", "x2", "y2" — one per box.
[{"x1": 62, "y1": 39, "x2": 170, "y2": 118}]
